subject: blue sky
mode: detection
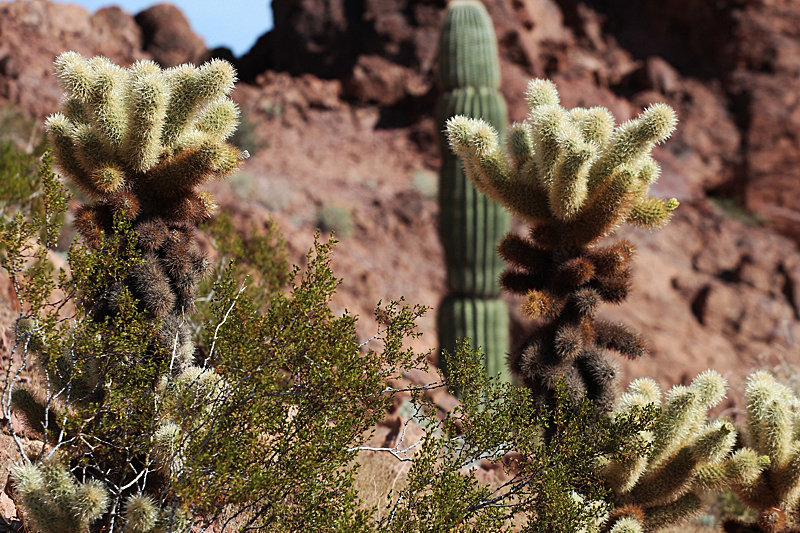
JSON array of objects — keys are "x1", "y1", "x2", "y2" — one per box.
[{"x1": 53, "y1": 1, "x2": 274, "y2": 56}]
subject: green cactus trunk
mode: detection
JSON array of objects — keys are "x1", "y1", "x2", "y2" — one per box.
[
  {"x1": 436, "y1": 0, "x2": 511, "y2": 381},
  {"x1": 437, "y1": 296, "x2": 511, "y2": 381}
]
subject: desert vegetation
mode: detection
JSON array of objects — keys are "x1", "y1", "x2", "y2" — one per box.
[{"x1": 0, "y1": 1, "x2": 799, "y2": 532}]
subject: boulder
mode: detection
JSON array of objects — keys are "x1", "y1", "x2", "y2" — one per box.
[{"x1": 134, "y1": 3, "x2": 206, "y2": 67}]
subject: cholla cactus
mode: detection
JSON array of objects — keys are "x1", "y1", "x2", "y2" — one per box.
[
  {"x1": 600, "y1": 372, "x2": 769, "y2": 532},
  {"x1": 11, "y1": 459, "x2": 109, "y2": 533},
  {"x1": 11, "y1": 459, "x2": 189, "y2": 533},
  {"x1": 48, "y1": 52, "x2": 242, "y2": 228},
  {"x1": 45, "y1": 52, "x2": 247, "y2": 370},
  {"x1": 151, "y1": 365, "x2": 226, "y2": 475},
  {"x1": 445, "y1": 79, "x2": 678, "y2": 410},
  {"x1": 723, "y1": 372, "x2": 800, "y2": 533},
  {"x1": 124, "y1": 493, "x2": 190, "y2": 533}
]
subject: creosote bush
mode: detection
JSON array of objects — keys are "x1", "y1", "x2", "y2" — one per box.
[{"x1": 0, "y1": 142, "x2": 659, "y2": 533}]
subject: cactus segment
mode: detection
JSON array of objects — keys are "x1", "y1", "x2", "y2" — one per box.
[
  {"x1": 722, "y1": 372, "x2": 800, "y2": 530},
  {"x1": 599, "y1": 373, "x2": 764, "y2": 532},
  {"x1": 437, "y1": 0, "x2": 501, "y2": 91},
  {"x1": 436, "y1": 0, "x2": 511, "y2": 381},
  {"x1": 437, "y1": 296, "x2": 510, "y2": 383},
  {"x1": 47, "y1": 52, "x2": 244, "y2": 210},
  {"x1": 11, "y1": 460, "x2": 110, "y2": 533}
]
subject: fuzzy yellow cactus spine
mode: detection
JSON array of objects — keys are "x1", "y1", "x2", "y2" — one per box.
[
  {"x1": 446, "y1": 79, "x2": 678, "y2": 244},
  {"x1": 722, "y1": 372, "x2": 800, "y2": 533},
  {"x1": 11, "y1": 459, "x2": 109, "y2": 533},
  {"x1": 602, "y1": 372, "x2": 769, "y2": 532}
]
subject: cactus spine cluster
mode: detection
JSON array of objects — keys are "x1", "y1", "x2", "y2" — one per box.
[
  {"x1": 11, "y1": 460, "x2": 109, "y2": 533},
  {"x1": 599, "y1": 372, "x2": 770, "y2": 532},
  {"x1": 446, "y1": 78, "x2": 678, "y2": 409},
  {"x1": 723, "y1": 372, "x2": 800, "y2": 533},
  {"x1": 436, "y1": 0, "x2": 511, "y2": 381},
  {"x1": 45, "y1": 52, "x2": 245, "y2": 371},
  {"x1": 11, "y1": 460, "x2": 188, "y2": 533}
]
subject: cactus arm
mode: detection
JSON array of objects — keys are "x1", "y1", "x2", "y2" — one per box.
[
  {"x1": 525, "y1": 78, "x2": 560, "y2": 109},
  {"x1": 695, "y1": 447, "x2": 771, "y2": 491},
  {"x1": 529, "y1": 105, "x2": 569, "y2": 189},
  {"x1": 195, "y1": 97, "x2": 240, "y2": 139},
  {"x1": 588, "y1": 104, "x2": 677, "y2": 195},
  {"x1": 548, "y1": 130, "x2": 594, "y2": 221},
  {"x1": 54, "y1": 51, "x2": 94, "y2": 102},
  {"x1": 122, "y1": 60, "x2": 168, "y2": 173},
  {"x1": 641, "y1": 491, "x2": 702, "y2": 531},
  {"x1": 45, "y1": 114, "x2": 100, "y2": 198},
  {"x1": 86, "y1": 56, "x2": 127, "y2": 149},
  {"x1": 627, "y1": 197, "x2": 679, "y2": 230}
]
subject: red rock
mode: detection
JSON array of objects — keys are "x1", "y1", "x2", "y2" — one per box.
[{"x1": 134, "y1": 4, "x2": 207, "y2": 67}]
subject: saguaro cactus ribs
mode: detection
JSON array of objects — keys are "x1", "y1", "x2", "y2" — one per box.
[{"x1": 436, "y1": 0, "x2": 512, "y2": 382}]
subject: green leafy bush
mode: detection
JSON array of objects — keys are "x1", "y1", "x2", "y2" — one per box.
[{"x1": 0, "y1": 148, "x2": 658, "y2": 532}]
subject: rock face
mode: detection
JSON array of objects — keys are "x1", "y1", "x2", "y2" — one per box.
[
  {"x1": 0, "y1": 0, "x2": 798, "y2": 404},
  {"x1": 134, "y1": 3, "x2": 207, "y2": 67},
  {"x1": 0, "y1": 1, "x2": 148, "y2": 118},
  {"x1": 726, "y1": 1, "x2": 800, "y2": 245}
]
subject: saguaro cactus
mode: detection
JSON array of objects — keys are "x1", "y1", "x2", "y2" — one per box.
[
  {"x1": 436, "y1": 0, "x2": 511, "y2": 382},
  {"x1": 446, "y1": 78, "x2": 679, "y2": 410}
]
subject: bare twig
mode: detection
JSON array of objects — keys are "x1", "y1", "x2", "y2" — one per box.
[{"x1": 205, "y1": 281, "x2": 247, "y2": 367}]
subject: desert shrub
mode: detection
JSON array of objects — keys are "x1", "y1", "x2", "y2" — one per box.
[
  {"x1": 0, "y1": 152, "x2": 429, "y2": 531},
  {"x1": 0, "y1": 151, "x2": 661, "y2": 533},
  {"x1": 376, "y1": 342, "x2": 656, "y2": 533},
  {"x1": 317, "y1": 204, "x2": 354, "y2": 238}
]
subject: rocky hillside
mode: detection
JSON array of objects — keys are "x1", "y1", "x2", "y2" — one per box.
[{"x1": 0, "y1": 0, "x2": 798, "y2": 404}]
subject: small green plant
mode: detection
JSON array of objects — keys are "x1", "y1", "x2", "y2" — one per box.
[
  {"x1": 228, "y1": 107, "x2": 266, "y2": 155},
  {"x1": 317, "y1": 204, "x2": 354, "y2": 238},
  {"x1": 0, "y1": 141, "x2": 40, "y2": 220},
  {"x1": 709, "y1": 196, "x2": 765, "y2": 226}
]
